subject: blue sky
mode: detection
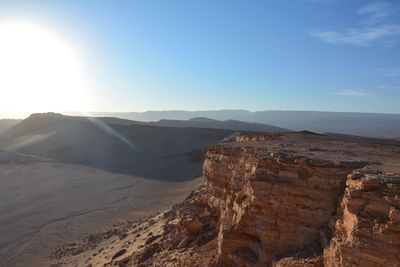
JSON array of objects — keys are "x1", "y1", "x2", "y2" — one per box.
[{"x1": 0, "y1": 0, "x2": 400, "y2": 113}]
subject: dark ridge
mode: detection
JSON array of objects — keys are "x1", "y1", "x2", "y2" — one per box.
[{"x1": 298, "y1": 130, "x2": 326, "y2": 136}]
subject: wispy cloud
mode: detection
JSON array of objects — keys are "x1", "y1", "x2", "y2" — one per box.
[
  {"x1": 309, "y1": 1, "x2": 400, "y2": 47},
  {"x1": 377, "y1": 66, "x2": 400, "y2": 77},
  {"x1": 309, "y1": 24, "x2": 400, "y2": 47},
  {"x1": 378, "y1": 85, "x2": 400, "y2": 90},
  {"x1": 333, "y1": 89, "x2": 369, "y2": 97},
  {"x1": 358, "y1": 1, "x2": 397, "y2": 25}
]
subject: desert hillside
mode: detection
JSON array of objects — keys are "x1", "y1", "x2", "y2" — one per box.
[
  {"x1": 0, "y1": 113, "x2": 235, "y2": 181},
  {"x1": 54, "y1": 133, "x2": 400, "y2": 266},
  {"x1": 0, "y1": 119, "x2": 21, "y2": 133}
]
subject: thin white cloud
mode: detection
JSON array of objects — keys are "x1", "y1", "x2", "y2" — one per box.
[
  {"x1": 333, "y1": 89, "x2": 369, "y2": 97},
  {"x1": 377, "y1": 66, "x2": 400, "y2": 77},
  {"x1": 378, "y1": 85, "x2": 400, "y2": 90},
  {"x1": 309, "y1": 24, "x2": 400, "y2": 46},
  {"x1": 309, "y1": 1, "x2": 400, "y2": 47},
  {"x1": 358, "y1": 1, "x2": 396, "y2": 25}
]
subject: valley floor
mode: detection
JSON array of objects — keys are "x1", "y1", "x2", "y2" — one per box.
[{"x1": 0, "y1": 157, "x2": 200, "y2": 267}]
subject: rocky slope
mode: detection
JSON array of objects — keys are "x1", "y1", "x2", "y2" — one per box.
[{"x1": 53, "y1": 133, "x2": 400, "y2": 266}]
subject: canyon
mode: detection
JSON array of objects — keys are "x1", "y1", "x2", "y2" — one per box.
[{"x1": 54, "y1": 132, "x2": 400, "y2": 266}]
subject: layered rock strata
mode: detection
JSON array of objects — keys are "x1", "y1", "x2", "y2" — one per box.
[
  {"x1": 54, "y1": 133, "x2": 400, "y2": 267},
  {"x1": 324, "y1": 171, "x2": 400, "y2": 267},
  {"x1": 203, "y1": 143, "x2": 362, "y2": 266}
]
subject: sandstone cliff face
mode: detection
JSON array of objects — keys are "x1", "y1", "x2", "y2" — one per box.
[
  {"x1": 53, "y1": 133, "x2": 400, "y2": 267},
  {"x1": 324, "y1": 171, "x2": 400, "y2": 267},
  {"x1": 203, "y1": 145, "x2": 355, "y2": 266}
]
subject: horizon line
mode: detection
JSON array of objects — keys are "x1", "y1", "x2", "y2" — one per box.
[{"x1": 2, "y1": 109, "x2": 400, "y2": 120}]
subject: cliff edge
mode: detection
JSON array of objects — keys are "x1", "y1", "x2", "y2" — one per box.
[{"x1": 52, "y1": 133, "x2": 400, "y2": 267}]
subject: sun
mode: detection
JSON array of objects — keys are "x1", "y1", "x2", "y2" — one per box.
[{"x1": 0, "y1": 21, "x2": 87, "y2": 114}]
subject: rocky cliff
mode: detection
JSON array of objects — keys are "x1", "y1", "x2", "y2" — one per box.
[
  {"x1": 324, "y1": 171, "x2": 400, "y2": 267},
  {"x1": 53, "y1": 133, "x2": 400, "y2": 267}
]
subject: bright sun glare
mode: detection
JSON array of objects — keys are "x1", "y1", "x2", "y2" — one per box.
[{"x1": 0, "y1": 22, "x2": 87, "y2": 113}]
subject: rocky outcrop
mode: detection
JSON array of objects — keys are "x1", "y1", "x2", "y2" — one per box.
[
  {"x1": 203, "y1": 145, "x2": 358, "y2": 266},
  {"x1": 324, "y1": 171, "x2": 400, "y2": 267},
  {"x1": 53, "y1": 133, "x2": 400, "y2": 267}
]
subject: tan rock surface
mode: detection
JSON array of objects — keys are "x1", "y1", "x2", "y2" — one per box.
[{"x1": 324, "y1": 171, "x2": 400, "y2": 267}]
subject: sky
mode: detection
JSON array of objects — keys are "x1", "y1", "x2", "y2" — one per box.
[{"x1": 0, "y1": 0, "x2": 400, "y2": 115}]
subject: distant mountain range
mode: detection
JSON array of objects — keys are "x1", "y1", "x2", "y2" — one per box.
[
  {"x1": 149, "y1": 117, "x2": 289, "y2": 132},
  {"x1": 3, "y1": 110, "x2": 400, "y2": 138},
  {"x1": 0, "y1": 113, "x2": 286, "y2": 181},
  {"x1": 0, "y1": 113, "x2": 289, "y2": 136},
  {"x1": 65, "y1": 110, "x2": 400, "y2": 138}
]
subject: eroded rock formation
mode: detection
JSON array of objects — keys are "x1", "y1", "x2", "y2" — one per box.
[
  {"x1": 203, "y1": 142, "x2": 361, "y2": 266},
  {"x1": 53, "y1": 133, "x2": 400, "y2": 267},
  {"x1": 324, "y1": 171, "x2": 400, "y2": 267}
]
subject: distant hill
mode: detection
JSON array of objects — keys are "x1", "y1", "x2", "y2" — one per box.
[
  {"x1": 150, "y1": 117, "x2": 289, "y2": 132},
  {"x1": 67, "y1": 110, "x2": 400, "y2": 138},
  {"x1": 56, "y1": 113, "x2": 289, "y2": 133},
  {"x1": 66, "y1": 110, "x2": 252, "y2": 122},
  {"x1": 0, "y1": 113, "x2": 233, "y2": 181},
  {"x1": 0, "y1": 119, "x2": 21, "y2": 134}
]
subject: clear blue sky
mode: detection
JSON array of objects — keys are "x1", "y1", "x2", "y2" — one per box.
[{"x1": 1, "y1": 0, "x2": 400, "y2": 113}]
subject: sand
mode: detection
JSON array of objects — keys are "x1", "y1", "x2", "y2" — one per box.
[{"x1": 0, "y1": 157, "x2": 200, "y2": 266}]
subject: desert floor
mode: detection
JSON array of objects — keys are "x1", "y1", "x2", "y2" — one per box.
[{"x1": 0, "y1": 157, "x2": 200, "y2": 266}]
